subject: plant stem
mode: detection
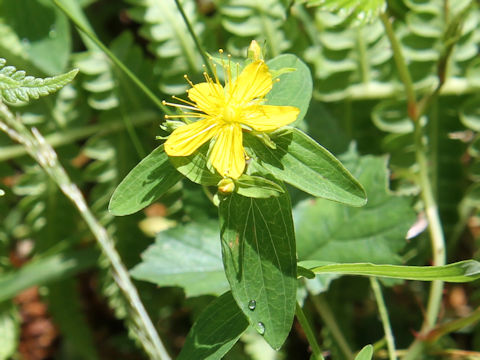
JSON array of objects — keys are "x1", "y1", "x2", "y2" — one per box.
[
  {"x1": 427, "y1": 306, "x2": 480, "y2": 342},
  {"x1": 51, "y1": 0, "x2": 171, "y2": 115},
  {"x1": 370, "y1": 278, "x2": 397, "y2": 360},
  {"x1": 0, "y1": 103, "x2": 171, "y2": 360},
  {"x1": 311, "y1": 295, "x2": 354, "y2": 360},
  {"x1": 402, "y1": 117, "x2": 447, "y2": 360},
  {"x1": 379, "y1": 12, "x2": 416, "y2": 119},
  {"x1": 380, "y1": 10, "x2": 447, "y2": 360},
  {"x1": 296, "y1": 301, "x2": 325, "y2": 360},
  {"x1": 173, "y1": 0, "x2": 214, "y2": 75}
]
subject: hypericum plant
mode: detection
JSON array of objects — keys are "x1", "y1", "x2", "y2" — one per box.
[
  {"x1": 110, "y1": 40, "x2": 367, "y2": 353},
  {"x1": 108, "y1": 39, "x2": 480, "y2": 359}
]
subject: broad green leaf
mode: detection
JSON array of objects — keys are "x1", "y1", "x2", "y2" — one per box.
[
  {"x1": 219, "y1": 191, "x2": 297, "y2": 350},
  {"x1": 169, "y1": 144, "x2": 221, "y2": 186},
  {"x1": 354, "y1": 345, "x2": 373, "y2": 360},
  {"x1": 294, "y1": 155, "x2": 415, "y2": 264},
  {"x1": 130, "y1": 220, "x2": 229, "y2": 297},
  {"x1": 0, "y1": 58, "x2": 78, "y2": 104},
  {"x1": 298, "y1": 260, "x2": 480, "y2": 282},
  {"x1": 0, "y1": 303, "x2": 19, "y2": 360},
  {"x1": 109, "y1": 145, "x2": 182, "y2": 216},
  {"x1": 266, "y1": 54, "x2": 313, "y2": 124},
  {"x1": 307, "y1": 0, "x2": 386, "y2": 23},
  {"x1": 178, "y1": 292, "x2": 249, "y2": 360},
  {"x1": 236, "y1": 174, "x2": 285, "y2": 198},
  {"x1": 0, "y1": 0, "x2": 71, "y2": 75},
  {"x1": 0, "y1": 248, "x2": 98, "y2": 302},
  {"x1": 245, "y1": 128, "x2": 366, "y2": 206}
]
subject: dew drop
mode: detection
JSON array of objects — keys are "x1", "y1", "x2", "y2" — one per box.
[
  {"x1": 49, "y1": 26, "x2": 57, "y2": 38},
  {"x1": 256, "y1": 322, "x2": 265, "y2": 335},
  {"x1": 21, "y1": 38, "x2": 31, "y2": 48},
  {"x1": 248, "y1": 300, "x2": 256, "y2": 311}
]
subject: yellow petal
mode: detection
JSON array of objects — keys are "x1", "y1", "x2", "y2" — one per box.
[
  {"x1": 241, "y1": 105, "x2": 300, "y2": 131},
  {"x1": 188, "y1": 82, "x2": 225, "y2": 115},
  {"x1": 165, "y1": 119, "x2": 219, "y2": 156},
  {"x1": 210, "y1": 123, "x2": 245, "y2": 179},
  {"x1": 230, "y1": 60, "x2": 272, "y2": 104}
]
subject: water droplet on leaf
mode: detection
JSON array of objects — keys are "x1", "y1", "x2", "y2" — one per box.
[
  {"x1": 21, "y1": 38, "x2": 30, "y2": 48},
  {"x1": 248, "y1": 300, "x2": 256, "y2": 310},
  {"x1": 256, "y1": 322, "x2": 265, "y2": 335},
  {"x1": 49, "y1": 26, "x2": 57, "y2": 38}
]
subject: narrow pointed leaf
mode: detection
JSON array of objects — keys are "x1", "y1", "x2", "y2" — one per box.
[
  {"x1": 219, "y1": 191, "x2": 297, "y2": 350},
  {"x1": 178, "y1": 292, "x2": 249, "y2": 360},
  {"x1": 109, "y1": 145, "x2": 182, "y2": 216},
  {"x1": 298, "y1": 260, "x2": 480, "y2": 282},
  {"x1": 355, "y1": 345, "x2": 374, "y2": 360},
  {"x1": 245, "y1": 128, "x2": 366, "y2": 206},
  {"x1": 0, "y1": 248, "x2": 98, "y2": 302}
]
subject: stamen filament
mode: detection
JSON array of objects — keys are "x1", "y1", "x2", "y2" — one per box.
[{"x1": 162, "y1": 101, "x2": 199, "y2": 111}]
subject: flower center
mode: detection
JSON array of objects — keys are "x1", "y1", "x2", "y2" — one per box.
[{"x1": 223, "y1": 105, "x2": 239, "y2": 123}]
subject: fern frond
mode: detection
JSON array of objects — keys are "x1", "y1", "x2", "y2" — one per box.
[
  {"x1": 220, "y1": 0, "x2": 290, "y2": 57},
  {"x1": 0, "y1": 58, "x2": 78, "y2": 104},
  {"x1": 127, "y1": 0, "x2": 204, "y2": 94},
  {"x1": 307, "y1": 0, "x2": 386, "y2": 23}
]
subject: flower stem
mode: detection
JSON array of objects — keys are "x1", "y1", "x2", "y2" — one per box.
[
  {"x1": 51, "y1": 0, "x2": 171, "y2": 115},
  {"x1": 370, "y1": 278, "x2": 397, "y2": 360},
  {"x1": 173, "y1": 0, "x2": 214, "y2": 75},
  {"x1": 311, "y1": 294, "x2": 354, "y2": 360},
  {"x1": 0, "y1": 103, "x2": 171, "y2": 360},
  {"x1": 295, "y1": 301, "x2": 325, "y2": 360}
]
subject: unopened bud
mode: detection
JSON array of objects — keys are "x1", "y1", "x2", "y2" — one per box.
[
  {"x1": 248, "y1": 40, "x2": 263, "y2": 61},
  {"x1": 217, "y1": 178, "x2": 235, "y2": 194}
]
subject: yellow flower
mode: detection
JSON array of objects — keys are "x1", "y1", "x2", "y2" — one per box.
[{"x1": 163, "y1": 52, "x2": 300, "y2": 179}]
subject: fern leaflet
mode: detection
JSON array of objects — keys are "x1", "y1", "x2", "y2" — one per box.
[{"x1": 0, "y1": 58, "x2": 78, "y2": 104}]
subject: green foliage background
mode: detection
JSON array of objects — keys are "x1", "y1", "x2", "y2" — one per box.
[{"x1": 0, "y1": 0, "x2": 480, "y2": 359}]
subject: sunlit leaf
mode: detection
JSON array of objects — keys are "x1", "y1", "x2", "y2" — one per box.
[
  {"x1": 219, "y1": 190, "x2": 297, "y2": 350},
  {"x1": 109, "y1": 145, "x2": 182, "y2": 216},
  {"x1": 298, "y1": 260, "x2": 480, "y2": 282}
]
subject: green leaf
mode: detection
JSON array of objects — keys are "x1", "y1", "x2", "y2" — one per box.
[
  {"x1": 109, "y1": 145, "x2": 183, "y2": 216},
  {"x1": 219, "y1": 191, "x2": 297, "y2": 350},
  {"x1": 298, "y1": 260, "x2": 480, "y2": 283},
  {"x1": 307, "y1": 0, "x2": 387, "y2": 23},
  {"x1": 354, "y1": 345, "x2": 373, "y2": 360},
  {"x1": 236, "y1": 174, "x2": 285, "y2": 198},
  {"x1": 294, "y1": 155, "x2": 415, "y2": 264},
  {"x1": 130, "y1": 220, "x2": 229, "y2": 297},
  {"x1": 0, "y1": 58, "x2": 78, "y2": 104},
  {"x1": 266, "y1": 54, "x2": 313, "y2": 125},
  {"x1": 178, "y1": 292, "x2": 249, "y2": 360},
  {"x1": 0, "y1": 303, "x2": 19, "y2": 360},
  {"x1": 245, "y1": 128, "x2": 366, "y2": 206},
  {"x1": 169, "y1": 144, "x2": 221, "y2": 186},
  {"x1": 0, "y1": 248, "x2": 98, "y2": 302},
  {"x1": 0, "y1": 0, "x2": 71, "y2": 75}
]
